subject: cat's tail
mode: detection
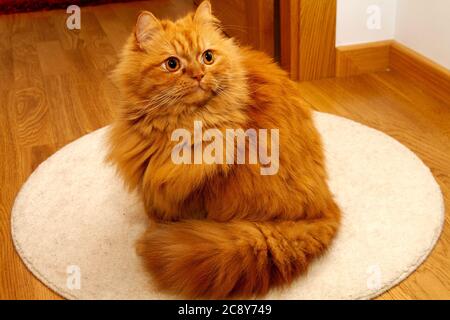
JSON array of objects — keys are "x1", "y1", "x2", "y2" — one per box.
[{"x1": 137, "y1": 201, "x2": 340, "y2": 299}]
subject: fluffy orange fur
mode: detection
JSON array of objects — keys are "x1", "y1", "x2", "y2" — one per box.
[{"x1": 107, "y1": 1, "x2": 341, "y2": 299}]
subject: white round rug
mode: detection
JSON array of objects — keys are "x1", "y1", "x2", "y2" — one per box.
[{"x1": 11, "y1": 112, "x2": 444, "y2": 300}]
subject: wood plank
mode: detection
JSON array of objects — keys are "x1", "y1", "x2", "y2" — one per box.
[
  {"x1": 0, "y1": 90, "x2": 60, "y2": 300},
  {"x1": 298, "y1": 0, "x2": 336, "y2": 80},
  {"x1": 280, "y1": 0, "x2": 336, "y2": 81},
  {"x1": 11, "y1": 31, "x2": 43, "y2": 90},
  {"x1": 280, "y1": 0, "x2": 300, "y2": 78},
  {"x1": 336, "y1": 40, "x2": 392, "y2": 77},
  {"x1": 390, "y1": 41, "x2": 450, "y2": 104},
  {"x1": 204, "y1": 0, "x2": 275, "y2": 57},
  {"x1": 93, "y1": 6, "x2": 131, "y2": 54},
  {"x1": 36, "y1": 41, "x2": 71, "y2": 76}
]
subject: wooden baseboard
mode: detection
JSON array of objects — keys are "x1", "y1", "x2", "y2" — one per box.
[
  {"x1": 390, "y1": 42, "x2": 450, "y2": 103},
  {"x1": 335, "y1": 40, "x2": 450, "y2": 102},
  {"x1": 336, "y1": 40, "x2": 392, "y2": 77}
]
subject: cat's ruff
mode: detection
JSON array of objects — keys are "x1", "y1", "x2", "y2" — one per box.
[{"x1": 11, "y1": 112, "x2": 444, "y2": 299}]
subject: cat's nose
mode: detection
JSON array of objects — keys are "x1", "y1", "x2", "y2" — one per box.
[{"x1": 191, "y1": 72, "x2": 205, "y2": 81}]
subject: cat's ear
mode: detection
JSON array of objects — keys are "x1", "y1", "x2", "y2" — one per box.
[
  {"x1": 135, "y1": 11, "x2": 162, "y2": 48},
  {"x1": 194, "y1": 1, "x2": 213, "y2": 24}
]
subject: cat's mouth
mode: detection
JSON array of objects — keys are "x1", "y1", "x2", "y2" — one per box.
[
  {"x1": 195, "y1": 81, "x2": 210, "y2": 92},
  {"x1": 182, "y1": 83, "x2": 213, "y2": 104},
  {"x1": 194, "y1": 84, "x2": 208, "y2": 92}
]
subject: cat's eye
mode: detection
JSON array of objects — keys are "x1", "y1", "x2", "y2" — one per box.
[
  {"x1": 164, "y1": 57, "x2": 181, "y2": 72},
  {"x1": 202, "y1": 50, "x2": 215, "y2": 65}
]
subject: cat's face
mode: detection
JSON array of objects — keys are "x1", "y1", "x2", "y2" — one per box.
[{"x1": 127, "y1": 1, "x2": 240, "y2": 110}]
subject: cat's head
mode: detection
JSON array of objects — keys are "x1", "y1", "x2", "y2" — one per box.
[{"x1": 114, "y1": 1, "x2": 248, "y2": 126}]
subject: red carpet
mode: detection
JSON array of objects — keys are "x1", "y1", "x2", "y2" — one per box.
[{"x1": 0, "y1": 0, "x2": 143, "y2": 14}]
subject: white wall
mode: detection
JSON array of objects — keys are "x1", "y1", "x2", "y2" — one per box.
[
  {"x1": 336, "y1": 0, "x2": 450, "y2": 68},
  {"x1": 336, "y1": 0, "x2": 397, "y2": 46},
  {"x1": 395, "y1": 0, "x2": 450, "y2": 69}
]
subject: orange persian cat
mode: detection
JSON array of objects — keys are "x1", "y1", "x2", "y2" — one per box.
[{"x1": 108, "y1": 1, "x2": 340, "y2": 299}]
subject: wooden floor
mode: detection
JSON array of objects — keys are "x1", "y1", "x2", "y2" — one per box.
[{"x1": 1, "y1": 1, "x2": 449, "y2": 300}]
